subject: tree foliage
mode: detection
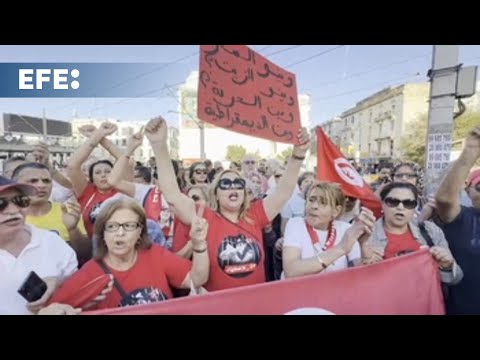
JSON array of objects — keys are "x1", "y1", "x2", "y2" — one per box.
[
  {"x1": 225, "y1": 145, "x2": 247, "y2": 163},
  {"x1": 399, "y1": 111, "x2": 480, "y2": 165}
]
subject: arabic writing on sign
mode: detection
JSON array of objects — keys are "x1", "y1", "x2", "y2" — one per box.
[{"x1": 197, "y1": 45, "x2": 302, "y2": 144}]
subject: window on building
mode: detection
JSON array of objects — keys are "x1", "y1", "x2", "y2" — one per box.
[
  {"x1": 379, "y1": 124, "x2": 383, "y2": 136},
  {"x1": 391, "y1": 119, "x2": 395, "y2": 131},
  {"x1": 390, "y1": 139, "x2": 394, "y2": 156}
]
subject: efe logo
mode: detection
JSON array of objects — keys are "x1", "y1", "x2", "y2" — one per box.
[{"x1": 19, "y1": 69, "x2": 80, "y2": 90}]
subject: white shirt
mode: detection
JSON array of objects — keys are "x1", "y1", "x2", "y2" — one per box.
[
  {"x1": 283, "y1": 217, "x2": 360, "y2": 274},
  {"x1": 0, "y1": 225, "x2": 78, "y2": 315}
]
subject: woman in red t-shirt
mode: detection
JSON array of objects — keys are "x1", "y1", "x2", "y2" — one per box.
[
  {"x1": 145, "y1": 116, "x2": 311, "y2": 292},
  {"x1": 368, "y1": 182, "x2": 463, "y2": 285},
  {"x1": 49, "y1": 197, "x2": 209, "y2": 310},
  {"x1": 67, "y1": 123, "x2": 123, "y2": 239}
]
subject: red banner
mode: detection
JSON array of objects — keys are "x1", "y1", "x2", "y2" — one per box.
[
  {"x1": 316, "y1": 127, "x2": 383, "y2": 218},
  {"x1": 86, "y1": 250, "x2": 444, "y2": 315},
  {"x1": 197, "y1": 45, "x2": 302, "y2": 145}
]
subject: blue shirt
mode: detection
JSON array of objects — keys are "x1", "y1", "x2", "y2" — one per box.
[{"x1": 442, "y1": 206, "x2": 480, "y2": 314}]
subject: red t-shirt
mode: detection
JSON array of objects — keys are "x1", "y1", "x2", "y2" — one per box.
[
  {"x1": 171, "y1": 217, "x2": 190, "y2": 254},
  {"x1": 202, "y1": 200, "x2": 270, "y2": 292},
  {"x1": 50, "y1": 244, "x2": 191, "y2": 309},
  {"x1": 384, "y1": 230, "x2": 421, "y2": 259},
  {"x1": 78, "y1": 183, "x2": 118, "y2": 239}
]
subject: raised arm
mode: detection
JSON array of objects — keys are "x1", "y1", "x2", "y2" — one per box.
[
  {"x1": 107, "y1": 130, "x2": 144, "y2": 198},
  {"x1": 67, "y1": 123, "x2": 117, "y2": 197},
  {"x1": 436, "y1": 126, "x2": 480, "y2": 223},
  {"x1": 263, "y1": 128, "x2": 310, "y2": 222},
  {"x1": 180, "y1": 206, "x2": 210, "y2": 288},
  {"x1": 30, "y1": 142, "x2": 73, "y2": 189},
  {"x1": 145, "y1": 117, "x2": 195, "y2": 225}
]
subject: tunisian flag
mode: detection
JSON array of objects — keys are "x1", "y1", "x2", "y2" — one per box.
[
  {"x1": 86, "y1": 250, "x2": 444, "y2": 315},
  {"x1": 316, "y1": 127, "x2": 383, "y2": 218}
]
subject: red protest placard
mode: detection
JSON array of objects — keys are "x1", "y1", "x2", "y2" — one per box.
[{"x1": 197, "y1": 45, "x2": 302, "y2": 145}]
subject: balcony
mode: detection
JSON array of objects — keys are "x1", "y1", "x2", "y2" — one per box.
[{"x1": 374, "y1": 111, "x2": 393, "y2": 123}]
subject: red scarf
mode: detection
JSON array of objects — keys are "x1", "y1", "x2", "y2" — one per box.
[{"x1": 305, "y1": 221, "x2": 336, "y2": 252}]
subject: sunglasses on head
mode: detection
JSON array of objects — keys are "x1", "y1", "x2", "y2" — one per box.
[
  {"x1": 194, "y1": 169, "x2": 208, "y2": 175},
  {"x1": 218, "y1": 178, "x2": 246, "y2": 191},
  {"x1": 0, "y1": 195, "x2": 31, "y2": 211},
  {"x1": 384, "y1": 197, "x2": 417, "y2": 210}
]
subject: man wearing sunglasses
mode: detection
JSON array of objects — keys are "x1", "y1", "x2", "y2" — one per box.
[
  {"x1": 436, "y1": 126, "x2": 480, "y2": 314},
  {"x1": 0, "y1": 176, "x2": 78, "y2": 315}
]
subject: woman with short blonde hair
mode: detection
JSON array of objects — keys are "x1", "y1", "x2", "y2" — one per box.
[{"x1": 283, "y1": 181, "x2": 376, "y2": 279}]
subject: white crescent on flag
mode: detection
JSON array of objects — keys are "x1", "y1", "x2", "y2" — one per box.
[{"x1": 334, "y1": 158, "x2": 364, "y2": 188}]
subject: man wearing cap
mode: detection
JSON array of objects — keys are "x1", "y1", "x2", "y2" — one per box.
[
  {"x1": 436, "y1": 126, "x2": 480, "y2": 314},
  {"x1": 0, "y1": 176, "x2": 78, "y2": 315}
]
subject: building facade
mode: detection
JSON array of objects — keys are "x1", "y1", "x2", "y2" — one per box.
[{"x1": 320, "y1": 82, "x2": 430, "y2": 164}]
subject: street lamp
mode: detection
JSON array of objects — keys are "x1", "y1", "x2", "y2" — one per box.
[{"x1": 168, "y1": 110, "x2": 206, "y2": 160}]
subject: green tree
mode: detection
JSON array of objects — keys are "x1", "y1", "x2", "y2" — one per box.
[
  {"x1": 277, "y1": 148, "x2": 293, "y2": 164},
  {"x1": 225, "y1": 145, "x2": 247, "y2": 163},
  {"x1": 454, "y1": 111, "x2": 480, "y2": 140},
  {"x1": 399, "y1": 113, "x2": 428, "y2": 165},
  {"x1": 399, "y1": 110, "x2": 480, "y2": 165}
]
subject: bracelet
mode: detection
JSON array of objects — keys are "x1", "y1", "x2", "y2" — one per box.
[
  {"x1": 193, "y1": 247, "x2": 208, "y2": 254},
  {"x1": 316, "y1": 254, "x2": 327, "y2": 269},
  {"x1": 292, "y1": 154, "x2": 306, "y2": 161}
]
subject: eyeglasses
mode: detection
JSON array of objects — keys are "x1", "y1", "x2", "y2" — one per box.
[
  {"x1": 218, "y1": 178, "x2": 246, "y2": 191},
  {"x1": 0, "y1": 195, "x2": 30, "y2": 211},
  {"x1": 194, "y1": 169, "x2": 208, "y2": 175},
  {"x1": 384, "y1": 197, "x2": 418, "y2": 210},
  {"x1": 243, "y1": 160, "x2": 256, "y2": 165},
  {"x1": 191, "y1": 194, "x2": 201, "y2": 202},
  {"x1": 104, "y1": 221, "x2": 142, "y2": 232},
  {"x1": 393, "y1": 173, "x2": 418, "y2": 180}
]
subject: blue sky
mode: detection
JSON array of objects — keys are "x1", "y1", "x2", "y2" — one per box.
[{"x1": 0, "y1": 45, "x2": 479, "y2": 127}]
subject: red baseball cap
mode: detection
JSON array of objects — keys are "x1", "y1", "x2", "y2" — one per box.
[
  {"x1": 466, "y1": 169, "x2": 480, "y2": 187},
  {"x1": 0, "y1": 176, "x2": 37, "y2": 196}
]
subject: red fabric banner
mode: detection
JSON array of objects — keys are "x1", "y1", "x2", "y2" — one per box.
[
  {"x1": 316, "y1": 127, "x2": 383, "y2": 218},
  {"x1": 86, "y1": 250, "x2": 445, "y2": 315}
]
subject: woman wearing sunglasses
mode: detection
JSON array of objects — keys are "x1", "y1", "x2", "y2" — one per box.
[
  {"x1": 146, "y1": 116, "x2": 310, "y2": 292},
  {"x1": 368, "y1": 182, "x2": 463, "y2": 285},
  {"x1": 188, "y1": 162, "x2": 210, "y2": 186}
]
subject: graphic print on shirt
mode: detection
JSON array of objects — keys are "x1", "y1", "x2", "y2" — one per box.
[
  {"x1": 217, "y1": 234, "x2": 261, "y2": 278},
  {"x1": 119, "y1": 287, "x2": 168, "y2": 307},
  {"x1": 88, "y1": 202, "x2": 103, "y2": 225}
]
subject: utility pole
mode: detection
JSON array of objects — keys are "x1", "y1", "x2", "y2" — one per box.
[
  {"x1": 424, "y1": 45, "x2": 477, "y2": 196},
  {"x1": 42, "y1": 108, "x2": 47, "y2": 142},
  {"x1": 199, "y1": 121, "x2": 206, "y2": 160}
]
